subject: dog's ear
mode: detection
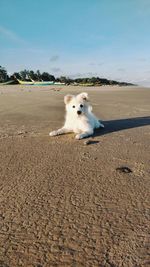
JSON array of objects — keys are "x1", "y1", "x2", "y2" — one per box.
[
  {"x1": 64, "y1": 94, "x2": 73, "y2": 104},
  {"x1": 77, "y1": 92, "x2": 89, "y2": 101}
]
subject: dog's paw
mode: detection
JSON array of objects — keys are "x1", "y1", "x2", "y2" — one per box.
[
  {"x1": 75, "y1": 134, "x2": 82, "y2": 140},
  {"x1": 49, "y1": 131, "x2": 57, "y2": 137}
]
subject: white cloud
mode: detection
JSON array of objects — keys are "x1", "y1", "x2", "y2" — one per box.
[
  {"x1": 51, "y1": 67, "x2": 61, "y2": 72},
  {"x1": 117, "y1": 68, "x2": 126, "y2": 72},
  {"x1": 89, "y1": 62, "x2": 104, "y2": 66},
  {"x1": 0, "y1": 25, "x2": 27, "y2": 44}
]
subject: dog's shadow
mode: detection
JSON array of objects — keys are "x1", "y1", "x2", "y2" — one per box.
[{"x1": 94, "y1": 116, "x2": 150, "y2": 138}]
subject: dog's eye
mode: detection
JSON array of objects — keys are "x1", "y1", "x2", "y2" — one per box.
[
  {"x1": 72, "y1": 105, "x2": 75, "y2": 108},
  {"x1": 80, "y1": 104, "x2": 83, "y2": 108}
]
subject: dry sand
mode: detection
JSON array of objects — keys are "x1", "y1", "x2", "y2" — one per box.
[{"x1": 0, "y1": 85, "x2": 150, "y2": 267}]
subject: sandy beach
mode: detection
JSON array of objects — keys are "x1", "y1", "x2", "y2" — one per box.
[{"x1": 0, "y1": 85, "x2": 150, "y2": 267}]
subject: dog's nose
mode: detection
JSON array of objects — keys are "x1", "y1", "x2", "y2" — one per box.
[{"x1": 77, "y1": 110, "x2": 81, "y2": 115}]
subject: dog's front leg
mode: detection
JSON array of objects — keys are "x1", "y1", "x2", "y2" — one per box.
[
  {"x1": 49, "y1": 127, "x2": 71, "y2": 137},
  {"x1": 75, "y1": 130, "x2": 93, "y2": 140}
]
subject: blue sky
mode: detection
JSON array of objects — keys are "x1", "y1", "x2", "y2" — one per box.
[{"x1": 0, "y1": 0, "x2": 150, "y2": 85}]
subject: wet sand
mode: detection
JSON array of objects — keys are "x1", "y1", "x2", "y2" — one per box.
[{"x1": 0, "y1": 85, "x2": 150, "y2": 267}]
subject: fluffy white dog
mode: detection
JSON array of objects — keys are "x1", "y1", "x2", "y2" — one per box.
[{"x1": 49, "y1": 92, "x2": 104, "y2": 139}]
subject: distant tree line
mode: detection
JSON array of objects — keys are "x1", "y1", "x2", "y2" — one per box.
[
  {"x1": 0, "y1": 66, "x2": 134, "y2": 86},
  {"x1": 0, "y1": 66, "x2": 9, "y2": 82}
]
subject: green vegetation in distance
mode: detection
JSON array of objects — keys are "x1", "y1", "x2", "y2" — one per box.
[{"x1": 0, "y1": 66, "x2": 134, "y2": 86}]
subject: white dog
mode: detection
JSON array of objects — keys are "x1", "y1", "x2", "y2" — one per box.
[{"x1": 49, "y1": 92, "x2": 104, "y2": 140}]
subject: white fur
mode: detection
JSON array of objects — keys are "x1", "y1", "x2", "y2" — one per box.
[{"x1": 49, "y1": 92, "x2": 104, "y2": 140}]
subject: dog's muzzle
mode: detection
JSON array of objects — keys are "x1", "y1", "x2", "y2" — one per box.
[{"x1": 77, "y1": 111, "x2": 82, "y2": 115}]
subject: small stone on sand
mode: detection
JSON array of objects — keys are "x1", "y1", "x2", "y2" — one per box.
[
  {"x1": 116, "y1": 166, "x2": 133, "y2": 174},
  {"x1": 84, "y1": 140, "x2": 91, "y2": 145},
  {"x1": 17, "y1": 130, "x2": 27, "y2": 135}
]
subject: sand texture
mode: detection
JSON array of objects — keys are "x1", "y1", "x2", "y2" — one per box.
[{"x1": 0, "y1": 85, "x2": 150, "y2": 267}]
